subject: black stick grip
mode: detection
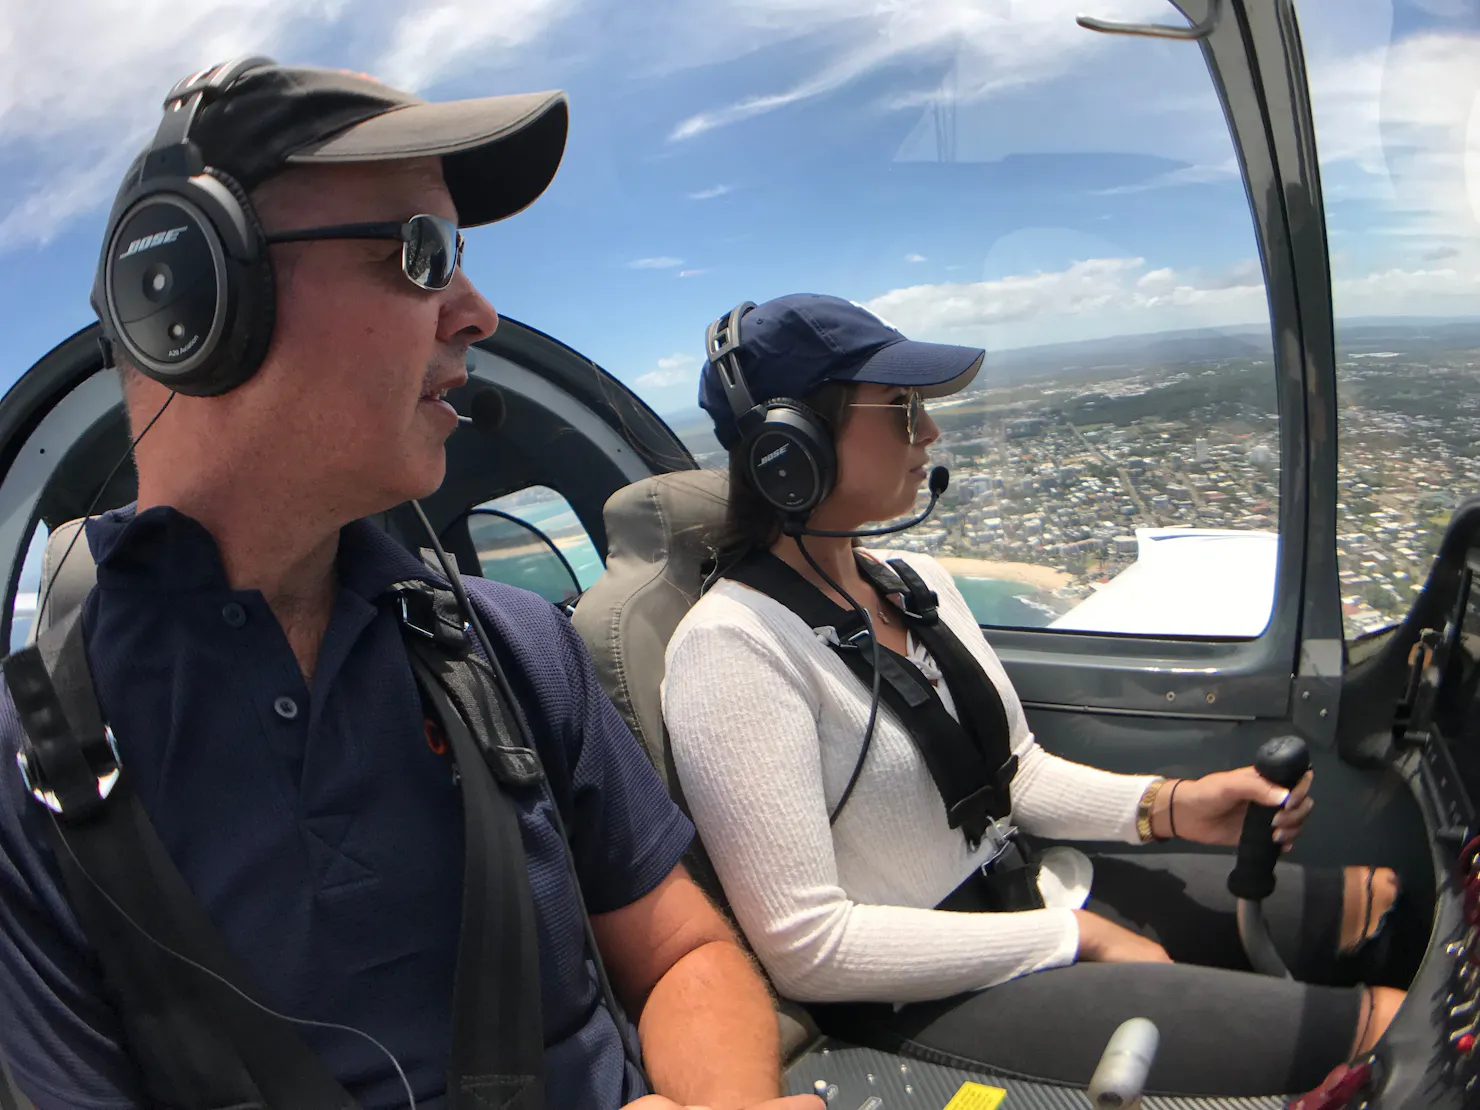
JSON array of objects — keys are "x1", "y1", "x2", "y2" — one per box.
[{"x1": 1226, "y1": 736, "x2": 1309, "y2": 902}]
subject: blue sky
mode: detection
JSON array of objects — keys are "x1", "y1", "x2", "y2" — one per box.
[{"x1": 2, "y1": 0, "x2": 1478, "y2": 421}]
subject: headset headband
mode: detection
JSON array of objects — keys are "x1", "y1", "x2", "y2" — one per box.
[
  {"x1": 706, "y1": 301, "x2": 758, "y2": 436},
  {"x1": 138, "y1": 56, "x2": 277, "y2": 186}
]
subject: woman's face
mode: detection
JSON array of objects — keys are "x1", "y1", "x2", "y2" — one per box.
[{"x1": 813, "y1": 381, "x2": 941, "y2": 530}]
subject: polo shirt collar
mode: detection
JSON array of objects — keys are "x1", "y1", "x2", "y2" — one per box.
[{"x1": 85, "y1": 504, "x2": 444, "y2": 602}]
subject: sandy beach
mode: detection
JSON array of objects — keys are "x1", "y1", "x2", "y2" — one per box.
[{"x1": 934, "y1": 556, "x2": 1072, "y2": 591}]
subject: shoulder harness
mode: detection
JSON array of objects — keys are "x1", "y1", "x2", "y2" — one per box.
[
  {"x1": 4, "y1": 539, "x2": 548, "y2": 1110},
  {"x1": 725, "y1": 550, "x2": 1042, "y2": 911}
]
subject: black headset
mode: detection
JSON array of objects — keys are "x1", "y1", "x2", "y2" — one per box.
[
  {"x1": 706, "y1": 301, "x2": 838, "y2": 520},
  {"x1": 93, "y1": 56, "x2": 280, "y2": 398}
]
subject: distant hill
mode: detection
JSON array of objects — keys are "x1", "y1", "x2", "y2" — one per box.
[{"x1": 658, "y1": 315, "x2": 1480, "y2": 458}]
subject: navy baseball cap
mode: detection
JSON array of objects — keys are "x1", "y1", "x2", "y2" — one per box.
[{"x1": 699, "y1": 293, "x2": 984, "y2": 450}]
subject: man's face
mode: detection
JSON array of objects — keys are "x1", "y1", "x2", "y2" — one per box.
[{"x1": 240, "y1": 158, "x2": 497, "y2": 515}]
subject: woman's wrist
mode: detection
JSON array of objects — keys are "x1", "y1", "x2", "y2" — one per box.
[{"x1": 1150, "y1": 778, "x2": 1184, "y2": 841}]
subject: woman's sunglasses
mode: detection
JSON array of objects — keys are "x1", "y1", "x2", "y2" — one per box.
[
  {"x1": 265, "y1": 213, "x2": 465, "y2": 291},
  {"x1": 849, "y1": 389, "x2": 927, "y2": 445}
]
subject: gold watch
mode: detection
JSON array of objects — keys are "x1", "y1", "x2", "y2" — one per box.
[{"x1": 1136, "y1": 777, "x2": 1167, "y2": 844}]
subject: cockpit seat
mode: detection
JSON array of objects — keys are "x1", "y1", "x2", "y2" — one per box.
[
  {"x1": 25, "y1": 516, "x2": 89, "y2": 646},
  {"x1": 570, "y1": 470, "x2": 822, "y2": 1061}
]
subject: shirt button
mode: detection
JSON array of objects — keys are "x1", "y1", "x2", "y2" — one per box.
[
  {"x1": 221, "y1": 602, "x2": 247, "y2": 628},
  {"x1": 273, "y1": 696, "x2": 300, "y2": 721}
]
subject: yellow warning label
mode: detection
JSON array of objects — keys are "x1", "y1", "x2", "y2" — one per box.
[{"x1": 942, "y1": 1081, "x2": 1008, "y2": 1110}]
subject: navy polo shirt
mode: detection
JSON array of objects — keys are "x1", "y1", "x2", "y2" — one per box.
[{"x1": 0, "y1": 505, "x2": 693, "y2": 1110}]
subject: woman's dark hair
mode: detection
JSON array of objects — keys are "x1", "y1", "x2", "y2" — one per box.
[{"x1": 712, "y1": 380, "x2": 857, "y2": 570}]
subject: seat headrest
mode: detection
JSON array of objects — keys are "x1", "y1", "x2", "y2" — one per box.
[
  {"x1": 25, "y1": 518, "x2": 90, "y2": 646},
  {"x1": 570, "y1": 470, "x2": 729, "y2": 778}
]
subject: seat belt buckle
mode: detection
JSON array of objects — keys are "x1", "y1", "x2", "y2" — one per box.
[
  {"x1": 975, "y1": 817, "x2": 1020, "y2": 871},
  {"x1": 16, "y1": 726, "x2": 122, "y2": 818}
]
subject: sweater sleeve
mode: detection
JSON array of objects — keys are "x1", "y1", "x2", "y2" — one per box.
[
  {"x1": 1009, "y1": 745, "x2": 1159, "y2": 844},
  {"x1": 662, "y1": 613, "x2": 1080, "y2": 1005}
]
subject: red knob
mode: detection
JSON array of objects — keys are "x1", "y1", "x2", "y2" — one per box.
[
  {"x1": 1458, "y1": 1034, "x2": 1476, "y2": 1055},
  {"x1": 1460, "y1": 834, "x2": 1480, "y2": 878}
]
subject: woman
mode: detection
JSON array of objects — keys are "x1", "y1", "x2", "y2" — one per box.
[{"x1": 661, "y1": 294, "x2": 1413, "y2": 1098}]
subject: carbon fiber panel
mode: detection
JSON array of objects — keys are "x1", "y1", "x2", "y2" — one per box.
[{"x1": 785, "y1": 1042, "x2": 1287, "y2": 1110}]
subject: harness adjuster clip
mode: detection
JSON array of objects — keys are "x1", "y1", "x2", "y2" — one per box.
[
  {"x1": 975, "y1": 818, "x2": 1022, "y2": 873},
  {"x1": 949, "y1": 783, "x2": 1002, "y2": 845},
  {"x1": 397, "y1": 589, "x2": 440, "y2": 641},
  {"x1": 16, "y1": 726, "x2": 122, "y2": 818}
]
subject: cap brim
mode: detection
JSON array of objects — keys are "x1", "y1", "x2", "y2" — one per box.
[
  {"x1": 285, "y1": 91, "x2": 568, "y2": 227},
  {"x1": 836, "y1": 338, "x2": 984, "y2": 398}
]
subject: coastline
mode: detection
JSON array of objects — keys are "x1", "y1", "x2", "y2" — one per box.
[{"x1": 934, "y1": 556, "x2": 1072, "y2": 591}]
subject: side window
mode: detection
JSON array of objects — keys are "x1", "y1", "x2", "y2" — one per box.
[
  {"x1": 10, "y1": 523, "x2": 48, "y2": 652},
  {"x1": 1301, "y1": 2, "x2": 1476, "y2": 643},
  {"x1": 855, "y1": 20, "x2": 1279, "y2": 639},
  {"x1": 466, "y1": 487, "x2": 602, "y2": 606},
  {"x1": 602, "y1": 5, "x2": 1281, "y2": 640}
]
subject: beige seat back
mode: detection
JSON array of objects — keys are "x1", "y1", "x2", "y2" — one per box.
[
  {"x1": 570, "y1": 471, "x2": 821, "y2": 1058},
  {"x1": 25, "y1": 517, "x2": 90, "y2": 646}
]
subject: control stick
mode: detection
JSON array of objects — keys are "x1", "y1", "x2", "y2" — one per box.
[{"x1": 1227, "y1": 734, "x2": 1310, "y2": 977}]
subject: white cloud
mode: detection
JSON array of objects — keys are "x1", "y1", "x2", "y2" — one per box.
[
  {"x1": 864, "y1": 247, "x2": 1480, "y2": 350},
  {"x1": 1304, "y1": 30, "x2": 1480, "y2": 246},
  {"x1": 905, "y1": 252, "x2": 927, "y2": 263},
  {"x1": 0, "y1": 0, "x2": 571, "y2": 253},
  {"x1": 688, "y1": 184, "x2": 733, "y2": 200},
  {"x1": 629, "y1": 256, "x2": 684, "y2": 269},
  {"x1": 636, "y1": 352, "x2": 700, "y2": 388},
  {"x1": 373, "y1": 0, "x2": 575, "y2": 92},
  {"x1": 668, "y1": 0, "x2": 1171, "y2": 143},
  {"x1": 0, "y1": 0, "x2": 344, "y2": 250},
  {"x1": 862, "y1": 256, "x2": 1269, "y2": 348},
  {"x1": 678, "y1": 268, "x2": 708, "y2": 277},
  {"x1": 1092, "y1": 157, "x2": 1240, "y2": 196}
]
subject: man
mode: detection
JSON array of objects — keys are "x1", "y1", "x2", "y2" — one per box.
[{"x1": 0, "y1": 61, "x2": 820, "y2": 1110}]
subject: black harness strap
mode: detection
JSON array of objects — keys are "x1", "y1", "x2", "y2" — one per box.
[
  {"x1": 867, "y1": 558, "x2": 1041, "y2": 913},
  {"x1": 861, "y1": 557, "x2": 1021, "y2": 817},
  {"x1": 4, "y1": 541, "x2": 550, "y2": 1109},
  {"x1": 724, "y1": 552, "x2": 1015, "y2": 848},
  {"x1": 7, "y1": 601, "x2": 358, "y2": 1110},
  {"x1": 396, "y1": 581, "x2": 546, "y2": 1110}
]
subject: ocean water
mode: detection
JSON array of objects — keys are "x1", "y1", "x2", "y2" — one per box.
[{"x1": 953, "y1": 577, "x2": 1062, "y2": 629}]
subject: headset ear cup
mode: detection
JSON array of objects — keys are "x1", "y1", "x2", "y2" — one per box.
[
  {"x1": 744, "y1": 399, "x2": 835, "y2": 516},
  {"x1": 196, "y1": 168, "x2": 275, "y2": 395}
]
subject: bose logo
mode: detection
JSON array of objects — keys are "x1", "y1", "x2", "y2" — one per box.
[
  {"x1": 758, "y1": 444, "x2": 789, "y2": 467},
  {"x1": 119, "y1": 227, "x2": 187, "y2": 260}
]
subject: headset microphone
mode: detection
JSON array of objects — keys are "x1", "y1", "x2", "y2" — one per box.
[
  {"x1": 456, "y1": 386, "x2": 506, "y2": 432},
  {"x1": 785, "y1": 466, "x2": 949, "y2": 539}
]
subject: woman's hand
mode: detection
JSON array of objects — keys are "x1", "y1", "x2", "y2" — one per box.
[
  {"x1": 1158, "y1": 767, "x2": 1314, "y2": 850},
  {"x1": 1072, "y1": 910, "x2": 1172, "y2": 964}
]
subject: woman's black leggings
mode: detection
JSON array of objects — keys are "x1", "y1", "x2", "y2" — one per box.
[{"x1": 810, "y1": 852, "x2": 1414, "y2": 1098}]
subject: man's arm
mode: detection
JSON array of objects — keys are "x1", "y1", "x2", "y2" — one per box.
[{"x1": 591, "y1": 865, "x2": 786, "y2": 1110}]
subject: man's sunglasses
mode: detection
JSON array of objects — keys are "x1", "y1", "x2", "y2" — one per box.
[
  {"x1": 265, "y1": 213, "x2": 465, "y2": 291},
  {"x1": 850, "y1": 389, "x2": 927, "y2": 445}
]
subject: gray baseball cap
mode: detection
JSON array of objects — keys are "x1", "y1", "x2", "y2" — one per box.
[{"x1": 119, "y1": 60, "x2": 569, "y2": 227}]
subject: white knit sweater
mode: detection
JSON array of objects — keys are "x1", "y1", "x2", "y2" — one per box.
[{"x1": 660, "y1": 550, "x2": 1159, "y2": 1004}]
